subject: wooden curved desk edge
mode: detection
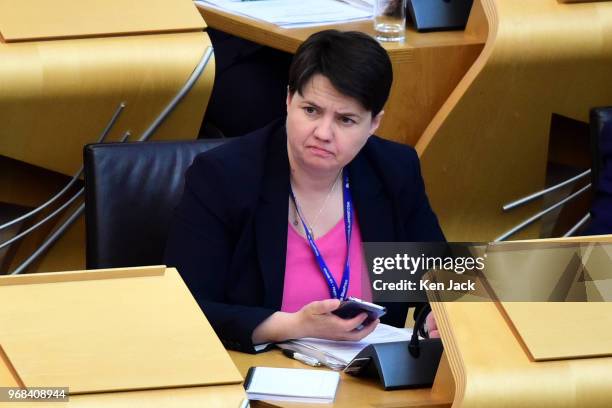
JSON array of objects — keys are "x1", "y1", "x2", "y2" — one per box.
[
  {"x1": 416, "y1": 0, "x2": 612, "y2": 242},
  {"x1": 432, "y1": 299, "x2": 612, "y2": 408},
  {"x1": 431, "y1": 235, "x2": 612, "y2": 407}
]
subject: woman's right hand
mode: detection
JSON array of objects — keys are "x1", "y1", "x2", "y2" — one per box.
[
  {"x1": 293, "y1": 299, "x2": 379, "y2": 341},
  {"x1": 252, "y1": 299, "x2": 379, "y2": 344}
]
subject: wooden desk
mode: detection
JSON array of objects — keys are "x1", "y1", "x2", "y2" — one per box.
[
  {"x1": 0, "y1": 346, "x2": 450, "y2": 407},
  {"x1": 229, "y1": 349, "x2": 452, "y2": 408},
  {"x1": 197, "y1": 5, "x2": 485, "y2": 146}
]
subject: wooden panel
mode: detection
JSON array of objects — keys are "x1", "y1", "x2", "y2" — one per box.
[
  {"x1": 430, "y1": 237, "x2": 612, "y2": 407},
  {"x1": 493, "y1": 236, "x2": 612, "y2": 360},
  {"x1": 501, "y1": 303, "x2": 612, "y2": 361},
  {"x1": 0, "y1": 349, "x2": 244, "y2": 408},
  {"x1": 432, "y1": 300, "x2": 612, "y2": 408},
  {"x1": 0, "y1": 31, "x2": 215, "y2": 176},
  {"x1": 416, "y1": 0, "x2": 612, "y2": 241},
  {"x1": 0, "y1": 267, "x2": 242, "y2": 394},
  {"x1": 59, "y1": 385, "x2": 245, "y2": 408},
  {"x1": 0, "y1": 0, "x2": 204, "y2": 42},
  {"x1": 381, "y1": 44, "x2": 483, "y2": 145},
  {"x1": 559, "y1": 0, "x2": 610, "y2": 3}
]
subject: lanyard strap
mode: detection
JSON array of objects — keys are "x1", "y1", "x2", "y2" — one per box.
[{"x1": 289, "y1": 170, "x2": 352, "y2": 300}]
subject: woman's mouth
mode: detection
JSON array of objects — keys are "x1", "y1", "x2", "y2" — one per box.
[{"x1": 307, "y1": 146, "x2": 333, "y2": 157}]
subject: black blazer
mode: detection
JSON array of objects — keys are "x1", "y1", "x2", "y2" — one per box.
[{"x1": 164, "y1": 120, "x2": 445, "y2": 352}]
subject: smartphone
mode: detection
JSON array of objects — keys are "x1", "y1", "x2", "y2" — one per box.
[{"x1": 332, "y1": 297, "x2": 386, "y2": 325}]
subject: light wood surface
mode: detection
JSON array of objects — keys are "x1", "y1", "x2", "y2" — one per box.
[
  {"x1": 196, "y1": 4, "x2": 485, "y2": 146},
  {"x1": 501, "y1": 302, "x2": 612, "y2": 361},
  {"x1": 416, "y1": 0, "x2": 612, "y2": 241},
  {"x1": 0, "y1": 0, "x2": 204, "y2": 42},
  {"x1": 430, "y1": 236, "x2": 612, "y2": 407},
  {"x1": 0, "y1": 332, "x2": 453, "y2": 408},
  {"x1": 229, "y1": 349, "x2": 453, "y2": 408},
  {"x1": 0, "y1": 362, "x2": 245, "y2": 408},
  {"x1": 559, "y1": 0, "x2": 608, "y2": 3},
  {"x1": 488, "y1": 235, "x2": 612, "y2": 362},
  {"x1": 0, "y1": 30, "x2": 215, "y2": 176},
  {"x1": 432, "y1": 300, "x2": 612, "y2": 408},
  {"x1": 0, "y1": 266, "x2": 242, "y2": 394}
]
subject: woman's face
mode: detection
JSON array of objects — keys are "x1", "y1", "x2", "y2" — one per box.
[{"x1": 286, "y1": 74, "x2": 383, "y2": 176}]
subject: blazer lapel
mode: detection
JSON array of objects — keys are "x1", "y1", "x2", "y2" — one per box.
[
  {"x1": 348, "y1": 148, "x2": 395, "y2": 243},
  {"x1": 254, "y1": 126, "x2": 290, "y2": 309},
  {"x1": 349, "y1": 144, "x2": 406, "y2": 328}
]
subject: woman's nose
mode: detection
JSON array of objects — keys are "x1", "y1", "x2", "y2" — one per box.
[{"x1": 313, "y1": 116, "x2": 333, "y2": 141}]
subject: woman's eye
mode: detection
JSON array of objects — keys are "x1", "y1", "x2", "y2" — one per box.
[
  {"x1": 303, "y1": 106, "x2": 317, "y2": 115},
  {"x1": 340, "y1": 116, "x2": 355, "y2": 125}
]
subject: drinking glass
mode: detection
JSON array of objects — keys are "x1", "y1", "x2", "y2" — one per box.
[{"x1": 374, "y1": 0, "x2": 407, "y2": 42}]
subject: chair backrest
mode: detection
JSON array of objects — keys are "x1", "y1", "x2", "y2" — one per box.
[
  {"x1": 84, "y1": 139, "x2": 228, "y2": 269},
  {"x1": 586, "y1": 107, "x2": 612, "y2": 235}
]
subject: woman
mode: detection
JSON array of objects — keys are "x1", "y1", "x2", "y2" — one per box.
[{"x1": 165, "y1": 30, "x2": 444, "y2": 353}]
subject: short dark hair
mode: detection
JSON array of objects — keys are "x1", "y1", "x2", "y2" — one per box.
[{"x1": 288, "y1": 30, "x2": 392, "y2": 117}]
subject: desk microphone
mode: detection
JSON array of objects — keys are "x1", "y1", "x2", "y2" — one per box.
[
  {"x1": 344, "y1": 304, "x2": 443, "y2": 390},
  {"x1": 408, "y1": 304, "x2": 432, "y2": 358}
]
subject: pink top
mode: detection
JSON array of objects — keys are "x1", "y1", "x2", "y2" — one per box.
[{"x1": 281, "y1": 214, "x2": 371, "y2": 313}]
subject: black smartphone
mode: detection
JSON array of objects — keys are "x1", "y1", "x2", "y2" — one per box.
[{"x1": 332, "y1": 297, "x2": 387, "y2": 325}]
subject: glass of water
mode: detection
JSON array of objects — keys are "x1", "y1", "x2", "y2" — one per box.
[{"x1": 374, "y1": 0, "x2": 407, "y2": 42}]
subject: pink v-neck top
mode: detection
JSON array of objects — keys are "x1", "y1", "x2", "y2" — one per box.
[{"x1": 281, "y1": 214, "x2": 371, "y2": 313}]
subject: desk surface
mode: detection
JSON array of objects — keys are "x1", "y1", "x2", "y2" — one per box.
[
  {"x1": 229, "y1": 349, "x2": 452, "y2": 408},
  {"x1": 0, "y1": 346, "x2": 450, "y2": 408}
]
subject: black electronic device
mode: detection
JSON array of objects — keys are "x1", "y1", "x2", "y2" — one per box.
[
  {"x1": 407, "y1": 0, "x2": 473, "y2": 32},
  {"x1": 332, "y1": 297, "x2": 387, "y2": 325},
  {"x1": 343, "y1": 305, "x2": 443, "y2": 390}
]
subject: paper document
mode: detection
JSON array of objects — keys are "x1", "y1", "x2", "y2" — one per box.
[
  {"x1": 278, "y1": 323, "x2": 413, "y2": 368},
  {"x1": 245, "y1": 367, "x2": 340, "y2": 403},
  {"x1": 195, "y1": 0, "x2": 372, "y2": 28},
  {"x1": 338, "y1": 0, "x2": 374, "y2": 12}
]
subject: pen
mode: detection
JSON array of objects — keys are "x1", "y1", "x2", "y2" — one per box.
[{"x1": 282, "y1": 349, "x2": 322, "y2": 367}]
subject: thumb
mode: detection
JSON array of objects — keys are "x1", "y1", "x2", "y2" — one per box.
[{"x1": 309, "y1": 299, "x2": 341, "y2": 314}]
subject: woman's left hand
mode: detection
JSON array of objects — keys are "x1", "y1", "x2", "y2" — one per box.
[{"x1": 425, "y1": 311, "x2": 440, "y2": 338}]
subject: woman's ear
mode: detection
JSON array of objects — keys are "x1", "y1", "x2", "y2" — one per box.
[
  {"x1": 286, "y1": 87, "x2": 293, "y2": 113},
  {"x1": 369, "y1": 110, "x2": 384, "y2": 135}
]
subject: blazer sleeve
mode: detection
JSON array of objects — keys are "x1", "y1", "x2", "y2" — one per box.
[
  {"x1": 164, "y1": 153, "x2": 275, "y2": 353},
  {"x1": 401, "y1": 148, "x2": 446, "y2": 242},
  {"x1": 399, "y1": 148, "x2": 446, "y2": 325}
]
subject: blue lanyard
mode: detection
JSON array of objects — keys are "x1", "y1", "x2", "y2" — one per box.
[{"x1": 289, "y1": 170, "x2": 353, "y2": 300}]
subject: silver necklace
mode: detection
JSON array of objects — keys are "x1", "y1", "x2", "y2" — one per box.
[{"x1": 291, "y1": 170, "x2": 342, "y2": 237}]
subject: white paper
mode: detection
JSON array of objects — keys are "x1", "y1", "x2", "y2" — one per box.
[
  {"x1": 338, "y1": 0, "x2": 374, "y2": 12},
  {"x1": 246, "y1": 367, "x2": 340, "y2": 403},
  {"x1": 280, "y1": 323, "x2": 413, "y2": 366},
  {"x1": 195, "y1": 0, "x2": 372, "y2": 28}
]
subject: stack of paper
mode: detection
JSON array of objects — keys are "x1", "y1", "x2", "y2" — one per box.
[
  {"x1": 244, "y1": 367, "x2": 340, "y2": 403},
  {"x1": 278, "y1": 323, "x2": 413, "y2": 369},
  {"x1": 339, "y1": 0, "x2": 374, "y2": 12},
  {"x1": 195, "y1": 0, "x2": 372, "y2": 28}
]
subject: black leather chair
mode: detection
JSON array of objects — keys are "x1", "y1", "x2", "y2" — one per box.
[
  {"x1": 585, "y1": 107, "x2": 612, "y2": 235},
  {"x1": 84, "y1": 139, "x2": 228, "y2": 269}
]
